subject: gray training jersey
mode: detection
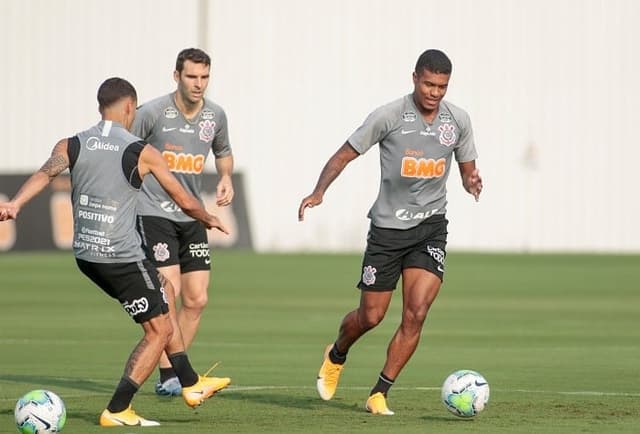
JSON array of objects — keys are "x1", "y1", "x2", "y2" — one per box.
[
  {"x1": 132, "y1": 93, "x2": 232, "y2": 222},
  {"x1": 348, "y1": 94, "x2": 478, "y2": 230},
  {"x1": 69, "y1": 120, "x2": 147, "y2": 263}
]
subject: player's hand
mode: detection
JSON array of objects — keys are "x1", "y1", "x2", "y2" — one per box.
[
  {"x1": 204, "y1": 214, "x2": 230, "y2": 234},
  {"x1": 216, "y1": 176, "x2": 234, "y2": 207},
  {"x1": 0, "y1": 202, "x2": 19, "y2": 221},
  {"x1": 298, "y1": 193, "x2": 323, "y2": 221},
  {"x1": 464, "y1": 169, "x2": 483, "y2": 202}
]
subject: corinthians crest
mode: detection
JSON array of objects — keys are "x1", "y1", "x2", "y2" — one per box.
[{"x1": 438, "y1": 123, "x2": 456, "y2": 147}]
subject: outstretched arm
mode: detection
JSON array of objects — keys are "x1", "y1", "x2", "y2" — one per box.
[
  {"x1": 459, "y1": 160, "x2": 483, "y2": 202},
  {"x1": 298, "y1": 141, "x2": 360, "y2": 221},
  {"x1": 138, "y1": 144, "x2": 229, "y2": 234},
  {"x1": 0, "y1": 139, "x2": 69, "y2": 221},
  {"x1": 215, "y1": 154, "x2": 234, "y2": 207}
]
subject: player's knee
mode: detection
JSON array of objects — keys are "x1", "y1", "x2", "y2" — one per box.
[
  {"x1": 183, "y1": 291, "x2": 208, "y2": 311},
  {"x1": 359, "y1": 309, "x2": 385, "y2": 330}
]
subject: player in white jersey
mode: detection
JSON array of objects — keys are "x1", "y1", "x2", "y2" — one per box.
[
  {"x1": 0, "y1": 78, "x2": 230, "y2": 426},
  {"x1": 132, "y1": 48, "x2": 234, "y2": 396},
  {"x1": 299, "y1": 49, "x2": 483, "y2": 415}
]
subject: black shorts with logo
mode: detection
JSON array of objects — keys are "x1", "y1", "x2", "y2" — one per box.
[
  {"x1": 76, "y1": 258, "x2": 169, "y2": 323},
  {"x1": 137, "y1": 215, "x2": 211, "y2": 273},
  {"x1": 357, "y1": 214, "x2": 448, "y2": 291}
]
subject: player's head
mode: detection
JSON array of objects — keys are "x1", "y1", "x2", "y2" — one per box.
[
  {"x1": 414, "y1": 49, "x2": 452, "y2": 76},
  {"x1": 412, "y1": 49, "x2": 452, "y2": 113},
  {"x1": 97, "y1": 77, "x2": 138, "y2": 128},
  {"x1": 174, "y1": 48, "x2": 211, "y2": 106}
]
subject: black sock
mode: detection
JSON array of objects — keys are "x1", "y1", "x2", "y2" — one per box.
[
  {"x1": 159, "y1": 367, "x2": 177, "y2": 383},
  {"x1": 107, "y1": 376, "x2": 139, "y2": 413},
  {"x1": 168, "y1": 352, "x2": 199, "y2": 387},
  {"x1": 328, "y1": 342, "x2": 347, "y2": 365},
  {"x1": 370, "y1": 372, "x2": 394, "y2": 397}
]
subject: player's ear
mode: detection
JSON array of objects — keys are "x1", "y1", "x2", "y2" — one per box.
[{"x1": 173, "y1": 69, "x2": 180, "y2": 83}]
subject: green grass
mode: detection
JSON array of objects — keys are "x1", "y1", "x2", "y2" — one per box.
[{"x1": 1, "y1": 251, "x2": 639, "y2": 433}]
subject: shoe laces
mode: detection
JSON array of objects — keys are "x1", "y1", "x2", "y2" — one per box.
[{"x1": 203, "y1": 361, "x2": 221, "y2": 377}]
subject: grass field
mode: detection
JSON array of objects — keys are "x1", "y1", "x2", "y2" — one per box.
[{"x1": 0, "y1": 251, "x2": 639, "y2": 433}]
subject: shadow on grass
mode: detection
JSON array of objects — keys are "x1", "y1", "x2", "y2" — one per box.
[
  {"x1": 217, "y1": 389, "x2": 364, "y2": 413},
  {"x1": 0, "y1": 374, "x2": 113, "y2": 394}
]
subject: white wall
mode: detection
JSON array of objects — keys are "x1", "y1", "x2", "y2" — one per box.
[{"x1": 2, "y1": 0, "x2": 638, "y2": 252}]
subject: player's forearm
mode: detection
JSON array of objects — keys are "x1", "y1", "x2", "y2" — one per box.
[
  {"x1": 10, "y1": 171, "x2": 54, "y2": 209},
  {"x1": 215, "y1": 155, "x2": 234, "y2": 177}
]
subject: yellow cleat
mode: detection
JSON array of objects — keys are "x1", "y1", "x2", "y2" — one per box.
[
  {"x1": 316, "y1": 344, "x2": 344, "y2": 400},
  {"x1": 99, "y1": 406, "x2": 160, "y2": 426},
  {"x1": 182, "y1": 375, "x2": 231, "y2": 408},
  {"x1": 365, "y1": 392, "x2": 395, "y2": 415}
]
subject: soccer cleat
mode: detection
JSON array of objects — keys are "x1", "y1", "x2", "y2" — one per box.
[
  {"x1": 155, "y1": 376, "x2": 182, "y2": 396},
  {"x1": 365, "y1": 392, "x2": 395, "y2": 415},
  {"x1": 316, "y1": 344, "x2": 344, "y2": 400},
  {"x1": 182, "y1": 375, "x2": 231, "y2": 408},
  {"x1": 99, "y1": 406, "x2": 160, "y2": 426}
]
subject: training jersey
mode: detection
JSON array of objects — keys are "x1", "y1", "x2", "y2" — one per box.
[
  {"x1": 348, "y1": 94, "x2": 478, "y2": 230},
  {"x1": 68, "y1": 120, "x2": 147, "y2": 263},
  {"x1": 132, "y1": 93, "x2": 232, "y2": 222}
]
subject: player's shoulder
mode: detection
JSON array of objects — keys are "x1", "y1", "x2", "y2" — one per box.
[
  {"x1": 202, "y1": 97, "x2": 227, "y2": 118},
  {"x1": 366, "y1": 94, "x2": 411, "y2": 123},
  {"x1": 136, "y1": 93, "x2": 174, "y2": 116},
  {"x1": 439, "y1": 100, "x2": 471, "y2": 124}
]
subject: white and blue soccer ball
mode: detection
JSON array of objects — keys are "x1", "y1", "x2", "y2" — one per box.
[
  {"x1": 441, "y1": 369, "x2": 490, "y2": 418},
  {"x1": 14, "y1": 389, "x2": 66, "y2": 433}
]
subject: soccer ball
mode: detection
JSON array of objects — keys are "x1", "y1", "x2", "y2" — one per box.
[
  {"x1": 14, "y1": 389, "x2": 66, "y2": 433},
  {"x1": 441, "y1": 369, "x2": 490, "y2": 418}
]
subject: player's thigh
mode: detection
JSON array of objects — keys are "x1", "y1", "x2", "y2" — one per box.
[
  {"x1": 176, "y1": 221, "x2": 211, "y2": 273},
  {"x1": 76, "y1": 258, "x2": 169, "y2": 324},
  {"x1": 401, "y1": 267, "x2": 442, "y2": 317},
  {"x1": 180, "y1": 270, "x2": 210, "y2": 307},
  {"x1": 157, "y1": 264, "x2": 183, "y2": 298},
  {"x1": 137, "y1": 216, "x2": 181, "y2": 267}
]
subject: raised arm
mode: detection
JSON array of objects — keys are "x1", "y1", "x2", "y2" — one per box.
[
  {"x1": 298, "y1": 141, "x2": 360, "y2": 221},
  {"x1": 0, "y1": 139, "x2": 69, "y2": 221},
  {"x1": 137, "y1": 144, "x2": 229, "y2": 233}
]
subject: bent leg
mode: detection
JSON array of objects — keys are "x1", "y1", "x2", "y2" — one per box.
[
  {"x1": 381, "y1": 268, "x2": 441, "y2": 379},
  {"x1": 335, "y1": 290, "x2": 393, "y2": 353}
]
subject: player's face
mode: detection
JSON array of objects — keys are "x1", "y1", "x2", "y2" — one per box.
[
  {"x1": 175, "y1": 60, "x2": 210, "y2": 105},
  {"x1": 412, "y1": 69, "x2": 450, "y2": 113}
]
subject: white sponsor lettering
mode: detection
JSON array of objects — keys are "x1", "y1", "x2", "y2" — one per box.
[
  {"x1": 123, "y1": 297, "x2": 150, "y2": 317},
  {"x1": 395, "y1": 208, "x2": 439, "y2": 222},
  {"x1": 77, "y1": 233, "x2": 111, "y2": 246},
  {"x1": 78, "y1": 210, "x2": 115, "y2": 224},
  {"x1": 86, "y1": 136, "x2": 120, "y2": 151}
]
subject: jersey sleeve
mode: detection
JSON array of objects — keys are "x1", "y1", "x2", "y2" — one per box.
[
  {"x1": 122, "y1": 141, "x2": 146, "y2": 189},
  {"x1": 347, "y1": 105, "x2": 394, "y2": 154},
  {"x1": 211, "y1": 108, "x2": 232, "y2": 158},
  {"x1": 453, "y1": 110, "x2": 478, "y2": 163},
  {"x1": 131, "y1": 104, "x2": 158, "y2": 141}
]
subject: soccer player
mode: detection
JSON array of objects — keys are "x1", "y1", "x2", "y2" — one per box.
[
  {"x1": 131, "y1": 48, "x2": 234, "y2": 396},
  {"x1": 0, "y1": 77, "x2": 231, "y2": 426},
  {"x1": 298, "y1": 49, "x2": 483, "y2": 415}
]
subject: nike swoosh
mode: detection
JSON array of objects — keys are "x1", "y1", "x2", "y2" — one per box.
[
  {"x1": 110, "y1": 416, "x2": 142, "y2": 426},
  {"x1": 437, "y1": 265, "x2": 444, "y2": 272},
  {"x1": 475, "y1": 380, "x2": 488, "y2": 387},
  {"x1": 162, "y1": 127, "x2": 177, "y2": 132},
  {"x1": 32, "y1": 414, "x2": 51, "y2": 430},
  {"x1": 401, "y1": 129, "x2": 416, "y2": 135},
  {"x1": 204, "y1": 259, "x2": 211, "y2": 265}
]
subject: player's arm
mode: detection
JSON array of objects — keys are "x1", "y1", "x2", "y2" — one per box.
[
  {"x1": 0, "y1": 139, "x2": 69, "y2": 221},
  {"x1": 458, "y1": 160, "x2": 483, "y2": 202},
  {"x1": 214, "y1": 154, "x2": 234, "y2": 207},
  {"x1": 138, "y1": 144, "x2": 229, "y2": 233},
  {"x1": 298, "y1": 141, "x2": 360, "y2": 221}
]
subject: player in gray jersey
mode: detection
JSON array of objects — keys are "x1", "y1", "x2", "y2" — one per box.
[
  {"x1": 131, "y1": 48, "x2": 235, "y2": 396},
  {"x1": 299, "y1": 49, "x2": 483, "y2": 415},
  {"x1": 0, "y1": 78, "x2": 231, "y2": 426}
]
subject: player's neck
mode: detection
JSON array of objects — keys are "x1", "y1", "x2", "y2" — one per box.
[{"x1": 173, "y1": 92, "x2": 204, "y2": 121}]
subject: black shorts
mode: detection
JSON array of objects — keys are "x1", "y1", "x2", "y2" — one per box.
[
  {"x1": 137, "y1": 215, "x2": 211, "y2": 272},
  {"x1": 357, "y1": 214, "x2": 448, "y2": 291},
  {"x1": 76, "y1": 258, "x2": 169, "y2": 323}
]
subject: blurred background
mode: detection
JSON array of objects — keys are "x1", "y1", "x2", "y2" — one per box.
[{"x1": 1, "y1": 0, "x2": 638, "y2": 253}]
